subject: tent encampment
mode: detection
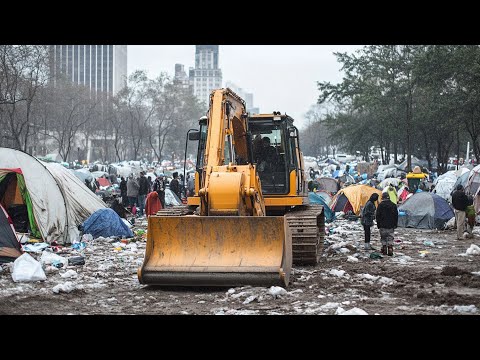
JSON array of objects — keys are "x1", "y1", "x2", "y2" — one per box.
[
  {"x1": 0, "y1": 204, "x2": 22, "y2": 263},
  {"x1": 398, "y1": 192, "x2": 454, "y2": 229},
  {"x1": 0, "y1": 148, "x2": 106, "y2": 244},
  {"x1": 330, "y1": 184, "x2": 382, "y2": 215}
]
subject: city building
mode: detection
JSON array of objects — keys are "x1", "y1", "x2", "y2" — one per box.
[
  {"x1": 174, "y1": 63, "x2": 190, "y2": 88},
  {"x1": 49, "y1": 45, "x2": 127, "y2": 95},
  {"x1": 225, "y1": 81, "x2": 259, "y2": 114},
  {"x1": 189, "y1": 45, "x2": 222, "y2": 106}
]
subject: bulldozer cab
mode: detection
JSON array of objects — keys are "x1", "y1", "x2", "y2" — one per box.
[{"x1": 248, "y1": 114, "x2": 298, "y2": 195}]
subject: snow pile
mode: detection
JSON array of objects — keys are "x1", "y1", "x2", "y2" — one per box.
[
  {"x1": 347, "y1": 256, "x2": 359, "y2": 263},
  {"x1": 268, "y1": 286, "x2": 287, "y2": 298},
  {"x1": 466, "y1": 244, "x2": 480, "y2": 256},
  {"x1": 52, "y1": 281, "x2": 76, "y2": 294},
  {"x1": 60, "y1": 270, "x2": 77, "y2": 279},
  {"x1": 338, "y1": 307, "x2": 368, "y2": 315},
  {"x1": 329, "y1": 269, "x2": 348, "y2": 278},
  {"x1": 453, "y1": 305, "x2": 477, "y2": 314}
]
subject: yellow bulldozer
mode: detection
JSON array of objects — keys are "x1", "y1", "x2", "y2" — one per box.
[{"x1": 138, "y1": 88, "x2": 324, "y2": 287}]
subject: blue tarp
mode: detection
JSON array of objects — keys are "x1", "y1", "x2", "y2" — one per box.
[
  {"x1": 82, "y1": 208, "x2": 134, "y2": 238},
  {"x1": 308, "y1": 192, "x2": 336, "y2": 222}
]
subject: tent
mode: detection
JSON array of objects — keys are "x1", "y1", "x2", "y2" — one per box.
[
  {"x1": 0, "y1": 148, "x2": 106, "y2": 244},
  {"x1": 81, "y1": 208, "x2": 134, "y2": 238},
  {"x1": 308, "y1": 192, "x2": 335, "y2": 222},
  {"x1": 452, "y1": 171, "x2": 470, "y2": 195},
  {"x1": 0, "y1": 204, "x2": 22, "y2": 263},
  {"x1": 378, "y1": 177, "x2": 402, "y2": 190},
  {"x1": 398, "y1": 192, "x2": 454, "y2": 229},
  {"x1": 330, "y1": 184, "x2": 382, "y2": 215},
  {"x1": 466, "y1": 165, "x2": 480, "y2": 196},
  {"x1": 432, "y1": 170, "x2": 457, "y2": 201},
  {"x1": 315, "y1": 177, "x2": 338, "y2": 194},
  {"x1": 314, "y1": 190, "x2": 332, "y2": 206}
]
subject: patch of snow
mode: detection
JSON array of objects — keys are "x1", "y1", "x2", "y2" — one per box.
[
  {"x1": 471, "y1": 271, "x2": 480, "y2": 276},
  {"x1": 347, "y1": 256, "x2": 359, "y2": 263},
  {"x1": 453, "y1": 305, "x2": 477, "y2": 314},
  {"x1": 339, "y1": 248, "x2": 350, "y2": 254},
  {"x1": 339, "y1": 307, "x2": 368, "y2": 315},
  {"x1": 243, "y1": 295, "x2": 257, "y2": 304},
  {"x1": 52, "y1": 281, "x2": 76, "y2": 294},
  {"x1": 466, "y1": 244, "x2": 480, "y2": 256},
  {"x1": 357, "y1": 273, "x2": 380, "y2": 281},
  {"x1": 268, "y1": 286, "x2": 287, "y2": 298},
  {"x1": 335, "y1": 307, "x2": 346, "y2": 314},
  {"x1": 329, "y1": 269, "x2": 347, "y2": 278},
  {"x1": 61, "y1": 270, "x2": 77, "y2": 278},
  {"x1": 378, "y1": 276, "x2": 395, "y2": 285}
]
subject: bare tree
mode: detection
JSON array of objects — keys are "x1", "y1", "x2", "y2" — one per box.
[
  {"x1": 0, "y1": 45, "x2": 49, "y2": 151},
  {"x1": 42, "y1": 80, "x2": 97, "y2": 161}
]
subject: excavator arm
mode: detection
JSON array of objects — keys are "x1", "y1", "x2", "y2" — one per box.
[{"x1": 138, "y1": 89, "x2": 292, "y2": 287}]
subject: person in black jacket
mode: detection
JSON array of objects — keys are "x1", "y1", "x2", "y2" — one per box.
[
  {"x1": 361, "y1": 193, "x2": 379, "y2": 250},
  {"x1": 137, "y1": 172, "x2": 149, "y2": 217},
  {"x1": 170, "y1": 172, "x2": 181, "y2": 200},
  {"x1": 376, "y1": 192, "x2": 398, "y2": 256},
  {"x1": 119, "y1": 177, "x2": 128, "y2": 206},
  {"x1": 452, "y1": 184, "x2": 469, "y2": 240}
]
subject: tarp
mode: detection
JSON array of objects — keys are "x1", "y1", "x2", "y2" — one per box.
[
  {"x1": 331, "y1": 184, "x2": 382, "y2": 215},
  {"x1": 466, "y1": 164, "x2": 480, "y2": 196},
  {"x1": 0, "y1": 204, "x2": 22, "y2": 263},
  {"x1": 314, "y1": 190, "x2": 332, "y2": 206},
  {"x1": 433, "y1": 170, "x2": 457, "y2": 200},
  {"x1": 378, "y1": 177, "x2": 402, "y2": 190},
  {"x1": 81, "y1": 208, "x2": 134, "y2": 238},
  {"x1": 398, "y1": 192, "x2": 454, "y2": 229},
  {"x1": 308, "y1": 192, "x2": 335, "y2": 222},
  {"x1": 0, "y1": 148, "x2": 106, "y2": 244},
  {"x1": 316, "y1": 177, "x2": 338, "y2": 194}
]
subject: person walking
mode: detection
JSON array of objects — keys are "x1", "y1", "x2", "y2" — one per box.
[
  {"x1": 153, "y1": 175, "x2": 166, "y2": 208},
  {"x1": 361, "y1": 193, "x2": 379, "y2": 250},
  {"x1": 119, "y1": 176, "x2": 128, "y2": 206},
  {"x1": 137, "y1": 172, "x2": 149, "y2": 217},
  {"x1": 451, "y1": 184, "x2": 469, "y2": 240},
  {"x1": 126, "y1": 174, "x2": 139, "y2": 212},
  {"x1": 170, "y1": 172, "x2": 181, "y2": 200},
  {"x1": 376, "y1": 192, "x2": 398, "y2": 256}
]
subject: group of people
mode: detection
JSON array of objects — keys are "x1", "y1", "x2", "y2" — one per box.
[{"x1": 118, "y1": 171, "x2": 184, "y2": 217}]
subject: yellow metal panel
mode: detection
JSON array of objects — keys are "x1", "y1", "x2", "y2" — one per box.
[
  {"x1": 187, "y1": 196, "x2": 200, "y2": 206},
  {"x1": 138, "y1": 216, "x2": 291, "y2": 286},
  {"x1": 264, "y1": 197, "x2": 306, "y2": 206},
  {"x1": 289, "y1": 170, "x2": 297, "y2": 195}
]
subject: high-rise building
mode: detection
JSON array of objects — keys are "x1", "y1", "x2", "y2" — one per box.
[
  {"x1": 49, "y1": 45, "x2": 127, "y2": 95},
  {"x1": 225, "y1": 81, "x2": 259, "y2": 114},
  {"x1": 174, "y1": 63, "x2": 190, "y2": 88},
  {"x1": 189, "y1": 45, "x2": 222, "y2": 106}
]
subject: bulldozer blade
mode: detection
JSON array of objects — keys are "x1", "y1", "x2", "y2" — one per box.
[{"x1": 138, "y1": 216, "x2": 292, "y2": 287}]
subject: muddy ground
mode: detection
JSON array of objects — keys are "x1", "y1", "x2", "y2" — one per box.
[{"x1": 1, "y1": 218, "x2": 480, "y2": 315}]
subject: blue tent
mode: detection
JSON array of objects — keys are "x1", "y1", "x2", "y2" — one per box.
[
  {"x1": 398, "y1": 192, "x2": 454, "y2": 229},
  {"x1": 81, "y1": 208, "x2": 134, "y2": 238},
  {"x1": 308, "y1": 192, "x2": 336, "y2": 222}
]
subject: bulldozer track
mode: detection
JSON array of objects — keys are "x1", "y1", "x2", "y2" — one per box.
[
  {"x1": 285, "y1": 205, "x2": 325, "y2": 266},
  {"x1": 155, "y1": 206, "x2": 191, "y2": 216}
]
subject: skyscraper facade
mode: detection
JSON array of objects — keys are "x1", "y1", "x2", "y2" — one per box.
[
  {"x1": 189, "y1": 45, "x2": 222, "y2": 106},
  {"x1": 49, "y1": 45, "x2": 127, "y2": 95}
]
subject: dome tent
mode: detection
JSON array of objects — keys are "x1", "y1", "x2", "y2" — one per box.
[
  {"x1": 331, "y1": 184, "x2": 382, "y2": 216},
  {"x1": 0, "y1": 148, "x2": 106, "y2": 244},
  {"x1": 398, "y1": 192, "x2": 454, "y2": 229}
]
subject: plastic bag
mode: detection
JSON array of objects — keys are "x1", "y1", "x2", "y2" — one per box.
[
  {"x1": 40, "y1": 251, "x2": 68, "y2": 268},
  {"x1": 11, "y1": 253, "x2": 47, "y2": 282}
]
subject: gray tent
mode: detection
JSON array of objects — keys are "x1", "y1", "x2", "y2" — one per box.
[{"x1": 398, "y1": 192, "x2": 454, "y2": 229}]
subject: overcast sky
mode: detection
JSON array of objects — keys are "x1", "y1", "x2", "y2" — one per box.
[{"x1": 127, "y1": 45, "x2": 363, "y2": 128}]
